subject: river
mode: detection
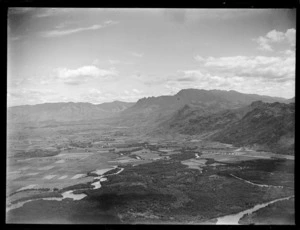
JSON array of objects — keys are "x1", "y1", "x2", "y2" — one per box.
[
  {"x1": 6, "y1": 190, "x2": 87, "y2": 212},
  {"x1": 216, "y1": 195, "x2": 294, "y2": 225},
  {"x1": 91, "y1": 167, "x2": 124, "y2": 190},
  {"x1": 230, "y1": 174, "x2": 283, "y2": 189},
  {"x1": 7, "y1": 166, "x2": 125, "y2": 212}
]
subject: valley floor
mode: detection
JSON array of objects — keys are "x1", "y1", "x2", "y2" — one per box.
[{"x1": 6, "y1": 124, "x2": 294, "y2": 224}]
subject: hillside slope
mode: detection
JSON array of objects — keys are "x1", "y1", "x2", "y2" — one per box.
[
  {"x1": 155, "y1": 101, "x2": 294, "y2": 155},
  {"x1": 119, "y1": 89, "x2": 288, "y2": 127},
  {"x1": 211, "y1": 101, "x2": 295, "y2": 155}
]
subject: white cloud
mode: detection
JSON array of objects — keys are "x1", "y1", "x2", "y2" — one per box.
[
  {"x1": 255, "y1": 37, "x2": 273, "y2": 51},
  {"x1": 7, "y1": 88, "x2": 56, "y2": 106},
  {"x1": 56, "y1": 65, "x2": 117, "y2": 85},
  {"x1": 103, "y1": 20, "x2": 119, "y2": 26},
  {"x1": 285, "y1": 28, "x2": 296, "y2": 45},
  {"x1": 168, "y1": 51, "x2": 295, "y2": 98},
  {"x1": 54, "y1": 21, "x2": 78, "y2": 29},
  {"x1": 194, "y1": 53, "x2": 295, "y2": 81},
  {"x1": 254, "y1": 28, "x2": 296, "y2": 51},
  {"x1": 34, "y1": 8, "x2": 75, "y2": 18},
  {"x1": 124, "y1": 89, "x2": 143, "y2": 96},
  {"x1": 165, "y1": 69, "x2": 294, "y2": 99},
  {"x1": 80, "y1": 88, "x2": 106, "y2": 103},
  {"x1": 281, "y1": 49, "x2": 294, "y2": 56},
  {"x1": 40, "y1": 20, "x2": 119, "y2": 38},
  {"x1": 57, "y1": 66, "x2": 116, "y2": 79},
  {"x1": 266, "y1": 30, "x2": 285, "y2": 42},
  {"x1": 132, "y1": 89, "x2": 142, "y2": 94},
  {"x1": 92, "y1": 59, "x2": 100, "y2": 66},
  {"x1": 40, "y1": 24, "x2": 104, "y2": 37},
  {"x1": 8, "y1": 8, "x2": 35, "y2": 15}
]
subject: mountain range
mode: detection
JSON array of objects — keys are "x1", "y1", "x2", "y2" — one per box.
[
  {"x1": 117, "y1": 89, "x2": 290, "y2": 127},
  {"x1": 7, "y1": 101, "x2": 134, "y2": 123},
  {"x1": 7, "y1": 89, "x2": 294, "y2": 155},
  {"x1": 157, "y1": 100, "x2": 294, "y2": 155}
]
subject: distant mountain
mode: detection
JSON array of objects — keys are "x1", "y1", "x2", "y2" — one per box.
[
  {"x1": 286, "y1": 97, "x2": 295, "y2": 103},
  {"x1": 7, "y1": 88, "x2": 291, "y2": 132},
  {"x1": 7, "y1": 101, "x2": 134, "y2": 123},
  {"x1": 157, "y1": 100, "x2": 294, "y2": 155},
  {"x1": 119, "y1": 88, "x2": 288, "y2": 127}
]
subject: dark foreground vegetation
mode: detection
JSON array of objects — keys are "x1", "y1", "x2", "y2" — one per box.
[{"x1": 7, "y1": 152, "x2": 294, "y2": 224}]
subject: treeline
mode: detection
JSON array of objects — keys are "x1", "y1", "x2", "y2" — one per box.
[{"x1": 14, "y1": 149, "x2": 60, "y2": 158}]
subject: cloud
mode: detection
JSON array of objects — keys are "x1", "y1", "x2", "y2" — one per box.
[
  {"x1": 35, "y1": 8, "x2": 58, "y2": 18},
  {"x1": 92, "y1": 59, "x2": 100, "y2": 65},
  {"x1": 8, "y1": 8, "x2": 35, "y2": 15},
  {"x1": 176, "y1": 74, "x2": 199, "y2": 82},
  {"x1": 164, "y1": 69, "x2": 294, "y2": 99},
  {"x1": 56, "y1": 65, "x2": 117, "y2": 85},
  {"x1": 7, "y1": 88, "x2": 56, "y2": 106},
  {"x1": 132, "y1": 88, "x2": 142, "y2": 94},
  {"x1": 254, "y1": 28, "x2": 296, "y2": 51},
  {"x1": 255, "y1": 37, "x2": 273, "y2": 51},
  {"x1": 168, "y1": 51, "x2": 295, "y2": 98},
  {"x1": 285, "y1": 28, "x2": 296, "y2": 45},
  {"x1": 124, "y1": 89, "x2": 143, "y2": 96},
  {"x1": 34, "y1": 8, "x2": 75, "y2": 18},
  {"x1": 131, "y1": 52, "x2": 144, "y2": 58},
  {"x1": 194, "y1": 52, "x2": 295, "y2": 81},
  {"x1": 54, "y1": 21, "x2": 79, "y2": 29},
  {"x1": 40, "y1": 20, "x2": 118, "y2": 38},
  {"x1": 40, "y1": 24, "x2": 103, "y2": 37},
  {"x1": 80, "y1": 88, "x2": 107, "y2": 103}
]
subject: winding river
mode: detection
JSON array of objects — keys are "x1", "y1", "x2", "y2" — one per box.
[
  {"x1": 216, "y1": 195, "x2": 294, "y2": 225},
  {"x1": 7, "y1": 166, "x2": 124, "y2": 212},
  {"x1": 230, "y1": 174, "x2": 283, "y2": 189},
  {"x1": 6, "y1": 190, "x2": 87, "y2": 212},
  {"x1": 91, "y1": 167, "x2": 124, "y2": 189}
]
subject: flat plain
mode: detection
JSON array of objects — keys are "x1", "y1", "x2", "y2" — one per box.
[{"x1": 6, "y1": 121, "x2": 294, "y2": 224}]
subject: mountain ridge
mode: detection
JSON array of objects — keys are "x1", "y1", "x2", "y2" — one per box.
[
  {"x1": 155, "y1": 100, "x2": 294, "y2": 155},
  {"x1": 7, "y1": 101, "x2": 135, "y2": 123},
  {"x1": 7, "y1": 88, "x2": 293, "y2": 127}
]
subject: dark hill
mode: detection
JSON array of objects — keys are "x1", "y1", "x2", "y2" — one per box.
[
  {"x1": 211, "y1": 101, "x2": 294, "y2": 155},
  {"x1": 157, "y1": 100, "x2": 294, "y2": 155}
]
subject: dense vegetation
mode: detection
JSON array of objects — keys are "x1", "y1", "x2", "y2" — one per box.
[
  {"x1": 211, "y1": 102, "x2": 294, "y2": 155},
  {"x1": 14, "y1": 149, "x2": 60, "y2": 158},
  {"x1": 159, "y1": 101, "x2": 294, "y2": 155}
]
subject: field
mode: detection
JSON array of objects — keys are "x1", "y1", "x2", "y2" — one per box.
[{"x1": 6, "y1": 122, "x2": 295, "y2": 224}]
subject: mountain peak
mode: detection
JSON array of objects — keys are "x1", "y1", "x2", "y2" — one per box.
[
  {"x1": 176, "y1": 88, "x2": 205, "y2": 95},
  {"x1": 250, "y1": 100, "x2": 264, "y2": 107}
]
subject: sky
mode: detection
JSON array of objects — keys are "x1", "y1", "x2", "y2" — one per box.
[{"x1": 7, "y1": 8, "x2": 296, "y2": 106}]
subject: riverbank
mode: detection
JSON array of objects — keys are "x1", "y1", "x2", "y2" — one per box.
[{"x1": 216, "y1": 196, "x2": 294, "y2": 225}]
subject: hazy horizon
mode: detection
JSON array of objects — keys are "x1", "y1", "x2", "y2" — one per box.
[
  {"x1": 8, "y1": 8, "x2": 296, "y2": 107},
  {"x1": 7, "y1": 87, "x2": 294, "y2": 108}
]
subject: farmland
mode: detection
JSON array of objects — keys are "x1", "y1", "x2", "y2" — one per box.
[{"x1": 6, "y1": 122, "x2": 294, "y2": 224}]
